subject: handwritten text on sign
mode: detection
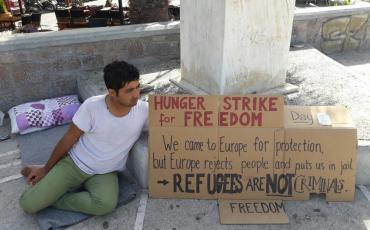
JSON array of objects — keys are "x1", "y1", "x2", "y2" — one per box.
[
  {"x1": 150, "y1": 96, "x2": 283, "y2": 127},
  {"x1": 218, "y1": 200, "x2": 289, "y2": 224},
  {"x1": 149, "y1": 96, "x2": 357, "y2": 201}
]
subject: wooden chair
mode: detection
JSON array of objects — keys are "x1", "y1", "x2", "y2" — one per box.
[
  {"x1": 54, "y1": 8, "x2": 71, "y2": 30},
  {"x1": 110, "y1": 9, "x2": 128, "y2": 26},
  {"x1": 91, "y1": 8, "x2": 110, "y2": 26},
  {"x1": 70, "y1": 7, "x2": 89, "y2": 27},
  {"x1": 0, "y1": 12, "x2": 20, "y2": 30},
  {"x1": 168, "y1": 5, "x2": 179, "y2": 21},
  {"x1": 88, "y1": 17, "x2": 106, "y2": 27},
  {"x1": 31, "y1": 12, "x2": 41, "y2": 28}
]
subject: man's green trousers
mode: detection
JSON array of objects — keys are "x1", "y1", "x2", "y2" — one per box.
[{"x1": 19, "y1": 155, "x2": 119, "y2": 215}]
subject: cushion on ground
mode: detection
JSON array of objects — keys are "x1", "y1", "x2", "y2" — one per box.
[{"x1": 8, "y1": 95, "x2": 80, "y2": 135}]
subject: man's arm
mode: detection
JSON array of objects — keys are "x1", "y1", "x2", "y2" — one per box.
[{"x1": 22, "y1": 123, "x2": 84, "y2": 185}]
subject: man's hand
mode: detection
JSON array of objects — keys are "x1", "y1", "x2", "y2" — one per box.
[
  {"x1": 21, "y1": 165, "x2": 47, "y2": 186},
  {"x1": 19, "y1": 123, "x2": 84, "y2": 186}
]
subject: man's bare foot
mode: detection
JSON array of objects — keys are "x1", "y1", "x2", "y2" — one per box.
[{"x1": 21, "y1": 166, "x2": 31, "y2": 177}]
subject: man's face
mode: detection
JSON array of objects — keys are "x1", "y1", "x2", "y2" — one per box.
[{"x1": 111, "y1": 80, "x2": 140, "y2": 107}]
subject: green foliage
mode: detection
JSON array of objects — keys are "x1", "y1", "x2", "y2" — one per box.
[
  {"x1": 296, "y1": 0, "x2": 352, "y2": 6},
  {"x1": 328, "y1": 0, "x2": 351, "y2": 6},
  {"x1": 0, "y1": 0, "x2": 8, "y2": 14}
]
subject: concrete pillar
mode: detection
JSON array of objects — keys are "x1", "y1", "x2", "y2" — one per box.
[{"x1": 180, "y1": 0, "x2": 295, "y2": 94}]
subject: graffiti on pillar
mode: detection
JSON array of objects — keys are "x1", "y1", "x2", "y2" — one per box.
[{"x1": 321, "y1": 14, "x2": 370, "y2": 53}]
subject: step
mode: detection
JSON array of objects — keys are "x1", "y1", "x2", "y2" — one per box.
[{"x1": 77, "y1": 59, "x2": 181, "y2": 101}]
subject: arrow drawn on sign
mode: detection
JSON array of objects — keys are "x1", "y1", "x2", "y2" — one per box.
[{"x1": 157, "y1": 179, "x2": 169, "y2": 186}]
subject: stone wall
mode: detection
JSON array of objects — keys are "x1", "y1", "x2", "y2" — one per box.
[
  {"x1": 292, "y1": 1, "x2": 370, "y2": 54},
  {"x1": 2, "y1": 3, "x2": 370, "y2": 111},
  {"x1": 0, "y1": 22, "x2": 180, "y2": 112},
  {"x1": 129, "y1": 0, "x2": 169, "y2": 24}
]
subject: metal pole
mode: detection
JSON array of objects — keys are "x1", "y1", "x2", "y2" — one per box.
[
  {"x1": 17, "y1": 0, "x2": 24, "y2": 15},
  {"x1": 118, "y1": 0, "x2": 123, "y2": 25}
]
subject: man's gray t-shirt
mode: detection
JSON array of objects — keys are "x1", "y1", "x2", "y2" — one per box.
[{"x1": 69, "y1": 95, "x2": 148, "y2": 174}]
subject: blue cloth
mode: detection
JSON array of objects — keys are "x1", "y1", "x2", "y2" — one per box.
[
  {"x1": 17, "y1": 125, "x2": 139, "y2": 230},
  {"x1": 35, "y1": 174, "x2": 139, "y2": 230}
]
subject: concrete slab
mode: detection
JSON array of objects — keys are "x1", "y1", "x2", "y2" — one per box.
[
  {"x1": 66, "y1": 196, "x2": 140, "y2": 230},
  {"x1": 171, "y1": 76, "x2": 299, "y2": 96},
  {"x1": 0, "y1": 139, "x2": 19, "y2": 165},
  {"x1": 287, "y1": 47, "x2": 370, "y2": 141},
  {"x1": 0, "y1": 161, "x2": 22, "y2": 178},
  {"x1": 169, "y1": 77, "x2": 208, "y2": 95},
  {"x1": 2, "y1": 175, "x2": 370, "y2": 229},
  {"x1": 144, "y1": 189, "x2": 370, "y2": 230},
  {"x1": 329, "y1": 49, "x2": 370, "y2": 81},
  {"x1": 357, "y1": 140, "x2": 370, "y2": 185},
  {"x1": 0, "y1": 117, "x2": 11, "y2": 139},
  {"x1": 0, "y1": 147, "x2": 20, "y2": 165},
  {"x1": 0, "y1": 179, "x2": 40, "y2": 230}
]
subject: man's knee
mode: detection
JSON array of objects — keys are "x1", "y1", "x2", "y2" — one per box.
[
  {"x1": 19, "y1": 195, "x2": 40, "y2": 214},
  {"x1": 92, "y1": 196, "x2": 118, "y2": 216}
]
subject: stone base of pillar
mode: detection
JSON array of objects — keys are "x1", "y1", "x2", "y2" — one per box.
[{"x1": 170, "y1": 75, "x2": 299, "y2": 96}]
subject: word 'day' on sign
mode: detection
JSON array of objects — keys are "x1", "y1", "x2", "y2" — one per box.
[{"x1": 218, "y1": 200, "x2": 289, "y2": 224}]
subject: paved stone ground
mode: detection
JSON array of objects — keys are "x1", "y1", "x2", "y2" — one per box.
[
  {"x1": 1, "y1": 47, "x2": 370, "y2": 229},
  {"x1": 287, "y1": 47, "x2": 370, "y2": 140},
  {"x1": 0, "y1": 119, "x2": 370, "y2": 230},
  {"x1": 329, "y1": 49, "x2": 370, "y2": 81}
]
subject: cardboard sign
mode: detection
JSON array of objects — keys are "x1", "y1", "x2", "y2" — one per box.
[
  {"x1": 149, "y1": 96, "x2": 357, "y2": 201},
  {"x1": 218, "y1": 200, "x2": 289, "y2": 224},
  {"x1": 283, "y1": 106, "x2": 357, "y2": 201}
]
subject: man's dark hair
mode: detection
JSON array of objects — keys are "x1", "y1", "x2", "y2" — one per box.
[{"x1": 103, "y1": 61, "x2": 140, "y2": 95}]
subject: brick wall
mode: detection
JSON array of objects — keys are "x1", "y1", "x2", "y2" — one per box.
[{"x1": 0, "y1": 22, "x2": 180, "y2": 112}]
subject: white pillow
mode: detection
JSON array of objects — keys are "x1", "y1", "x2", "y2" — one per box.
[
  {"x1": 7, "y1": 95, "x2": 80, "y2": 135},
  {"x1": 8, "y1": 108, "x2": 46, "y2": 134}
]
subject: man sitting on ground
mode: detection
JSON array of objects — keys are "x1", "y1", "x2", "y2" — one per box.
[{"x1": 19, "y1": 60, "x2": 148, "y2": 215}]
